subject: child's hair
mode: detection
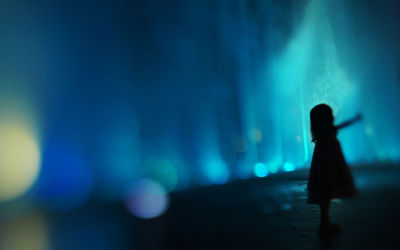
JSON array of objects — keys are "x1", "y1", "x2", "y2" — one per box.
[{"x1": 310, "y1": 104, "x2": 337, "y2": 143}]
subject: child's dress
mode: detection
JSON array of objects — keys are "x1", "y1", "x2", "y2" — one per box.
[{"x1": 307, "y1": 131, "x2": 357, "y2": 204}]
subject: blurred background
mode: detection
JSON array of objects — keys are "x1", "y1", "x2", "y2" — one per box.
[{"x1": 1, "y1": 0, "x2": 400, "y2": 249}]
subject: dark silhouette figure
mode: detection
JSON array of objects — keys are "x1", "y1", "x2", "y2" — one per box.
[{"x1": 307, "y1": 104, "x2": 361, "y2": 234}]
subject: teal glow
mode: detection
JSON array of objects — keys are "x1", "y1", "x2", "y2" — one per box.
[
  {"x1": 254, "y1": 162, "x2": 268, "y2": 178},
  {"x1": 203, "y1": 159, "x2": 229, "y2": 185},
  {"x1": 267, "y1": 0, "x2": 362, "y2": 169},
  {"x1": 300, "y1": 89, "x2": 309, "y2": 163},
  {"x1": 148, "y1": 158, "x2": 178, "y2": 192},
  {"x1": 268, "y1": 157, "x2": 282, "y2": 174},
  {"x1": 283, "y1": 162, "x2": 296, "y2": 172}
]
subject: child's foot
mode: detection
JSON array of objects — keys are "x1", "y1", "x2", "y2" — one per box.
[{"x1": 318, "y1": 224, "x2": 342, "y2": 235}]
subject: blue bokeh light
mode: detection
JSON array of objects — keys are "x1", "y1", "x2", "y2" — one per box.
[
  {"x1": 34, "y1": 140, "x2": 93, "y2": 211},
  {"x1": 254, "y1": 162, "x2": 269, "y2": 178},
  {"x1": 283, "y1": 162, "x2": 296, "y2": 172},
  {"x1": 267, "y1": 158, "x2": 282, "y2": 174},
  {"x1": 203, "y1": 159, "x2": 230, "y2": 185}
]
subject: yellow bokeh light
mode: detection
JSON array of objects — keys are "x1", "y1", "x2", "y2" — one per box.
[{"x1": 0, "y1": 122, "x2": 41, "y2": 201}]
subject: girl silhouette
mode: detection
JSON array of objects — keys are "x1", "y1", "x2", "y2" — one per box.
[{"x1": 307, "y1": 104, "x2": 361, "y2": 234}]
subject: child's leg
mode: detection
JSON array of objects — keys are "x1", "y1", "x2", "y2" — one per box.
[
  {"x1": 319, "y1": 200, "x2": 341, "y2": 233},
  {"x1": 319, "y1": 200, "x2": 331, "y2": 227}
]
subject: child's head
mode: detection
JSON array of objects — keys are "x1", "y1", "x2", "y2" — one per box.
[{"x1": 310, "y1": 104, "x2": 335, "y2": 142}]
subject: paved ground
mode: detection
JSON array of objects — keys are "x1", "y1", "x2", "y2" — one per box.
[
  {"x1": 2, "y1": 164, "x2": 400, "y2": 250},
  {"x1": 148, "y1": 164, "x2": 400, "y2": 250}
]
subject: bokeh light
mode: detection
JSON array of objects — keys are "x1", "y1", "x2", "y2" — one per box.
[
  {"x1": 126, "y1": 179, "x2": 169, "y2": 219},
  {"x1": 147, "y1": 158, "x2": 178, "y2": 192},
  {"x1": 0, "y1": 212, "x2": 49, "y2": 250},
  {"x1": 268, "y1": 158, "x2": 282, "y2": 174},
  {"x1": 0, "y1": 122, "x2": 40, "y2": 201},
  {"x1": 254, "y1": 162, "x2": 269, "y2": 178},
  {"x1": 248, "y1": 128, "x2": 263, "y2": 144},
  {"x1": 283, "y1": 162, "x2": 296, "y2": 172},
  {"x1": 34, "y1": 140, "x2": 93, "y2": 211},
  {"x1": 203, "y1": 159, "x2": 230, "y2": 185}
]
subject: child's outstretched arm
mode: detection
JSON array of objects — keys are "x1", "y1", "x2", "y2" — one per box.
[{"x1": 335, "y1": 113, "x2": 362, "y2": 130}]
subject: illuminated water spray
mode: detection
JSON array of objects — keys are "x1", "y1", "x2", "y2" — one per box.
[
  {"x1": 199, "y1": 112, "x2": 229, "y2": 185},
  {"x1": 270, "y1": 0, "x2": 358, "y2": 167}
]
